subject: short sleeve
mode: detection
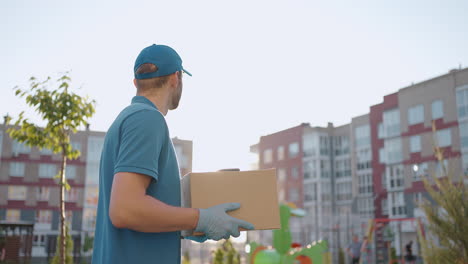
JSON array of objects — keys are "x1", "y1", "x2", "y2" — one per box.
[{"x1": 114, "y1": 110, "x2": 167, "y2": 181}]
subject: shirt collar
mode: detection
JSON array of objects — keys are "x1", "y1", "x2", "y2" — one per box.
[{"x1": 131, "y1": 96, "x2": 158, "y2": 110}]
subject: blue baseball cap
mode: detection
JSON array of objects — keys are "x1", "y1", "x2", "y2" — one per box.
[{"x1": 134, "y1": 44, "x2": 192, "y2": 79}]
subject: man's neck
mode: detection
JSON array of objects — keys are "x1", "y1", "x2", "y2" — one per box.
[{"x1": 138, "y1": 93, "x2": 169, "y2": 116}]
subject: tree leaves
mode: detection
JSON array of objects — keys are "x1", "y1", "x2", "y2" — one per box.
[
  {"x1": 7, "y1": 73, "x2": 96, "y2": 264},
  {"x1": 8, "y1": 74, "x2": 96, "y2": 158},
  {"x1": 418, "y1": 124, "x2": 468, "y2": 264}
]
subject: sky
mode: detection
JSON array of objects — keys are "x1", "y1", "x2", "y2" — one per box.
[{"x1": 1, "y1": 0, "x2": 468, "y2": 172}]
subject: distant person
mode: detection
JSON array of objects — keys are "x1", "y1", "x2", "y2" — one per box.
[
  {"x1": 347, "y1": 235, "x2": 363, "y2": 264},
  {"x1": 91, "y1": 44, "x2": 254, "y2": 264},
  {"x1": 405, "y1": 240, "x2": 416, "y2": 264}
]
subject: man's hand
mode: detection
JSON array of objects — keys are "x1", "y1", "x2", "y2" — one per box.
[{"x1": 195, "y1": 203, "x2": 254, "y2": 241}]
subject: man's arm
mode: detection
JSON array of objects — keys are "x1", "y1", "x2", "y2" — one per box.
[{"x1": 109, "y1": 171, "x2": 199, "y2": 232}]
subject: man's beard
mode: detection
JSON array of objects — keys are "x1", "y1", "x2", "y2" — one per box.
[{"x1": 169, "y1": 82, "x2": 182, "y2": 110}]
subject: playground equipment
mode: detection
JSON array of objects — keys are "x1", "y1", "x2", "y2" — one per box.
[
  {"x1": 248, "y1": 203, "x2": 331, "y2": 264},
  {"x1": 361, "y1": 218, "x2": 425, "y2": 264}
]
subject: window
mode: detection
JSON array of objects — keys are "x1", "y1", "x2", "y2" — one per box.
[
  {"x1": 288, "y1": 142, "x2": 299, "y2": 158},
  {"x1": 336, "y1": 182, "x2": 352, "y2": 201},
  {"x1": 9, "y1": 162, "x2": 25, "y2": 176},
  {"x1": 12, "y1": 140, "x2": 30, "y2": 155},
  {"x1": 432, "y1": 100, "x2": 444, "y2": 120},
  {"x1": 459, "y1": 122, "x2": 468, "y2": 148},
  {"x1": 334, "y1": 136, "x2": 349, "y2": 156},
  {"x1": 304, "y1": 161, "x2": 316, "y2": 179},
  {"x1": 387, "y1": 164, "x2": 404, "y2": 189},
  {"x1": 409, "y1": 135, "x2": 421, "y2": 153},
  {"x1": 65, "y1": 189, "x2": 79, "y2": 202},
  {"x1": 321, "y1": 183, "x2": 331, "y2": 201},
  {"x1": 277, "y1": 168, "x2": 286, "y2": 182},
  {"x1": 277, "y1": 146, "x2": 284, "y2": 160},
  {"x1": 456, "y1": 86, "x2": 468, "y2": 119},
  {"x1": 383, "y1": 109, "x2": 400, "y2": 138},
  {"x1": 36, "y1": 187, "x2": 50, "y2": 201},
  {"x1": 435, "y1": 129, "x2": 451, "y2": 147},
  {"x1": 358, "y1": 173, "x2": 373, "y2": 194},
  {"x1": 36, "y1": 210, "x2": 52, "y2": 224},
  {"x1": 291, "y1": 167, "x2": 299, "y2": 179},
  {"x1": 66, "y1": 165, "x2": 77, "y2": 179},
  {"x1": 381, "y1": 198, "x2": 388, "y2": 215},
  {"x1": 390, "y1": 191, "x2": 406, "y2": 216},
  {"x1": 319, "y1": 136, "x2": 329, "y2": 156},
  {"x1": 304, "y1": 183, "x2": 317, "y2": 201},
  {"x1": 87, "y1": 136, "x2": 104, "y2": 160},
  {"x1": 355, "y1": 125, "x2": 371, "y2": 147},
  {"x1": 39, "y1": 164, "x2": 57, "y2": 178},
  {"x1": 413, "y1": 192, "x2": 424, "y2": 204},
  {"x1": 71, "y1": 141, "x2": 82, "y2": 152},
  {"x1": 357, "y1": 149, "x2": 371, "y2": 170},
  {"x1": 288, "y1": 187, "x2": 300, "y2": 202},
  {"x1": 385, "y1": 138, "x2": 402, "y2": 164},
  {"x1": 303, "y1": 134, "x2": 317, "y2": 157},
  {"x1": 436, "y1": 160, "x2": 449, "y2": 177},
  {"x1": 408, "y1": 105, "x2": 424, "y2": 125},
  {"x1": 412, "y1": 163, "x2": 428, "y2": 181},
  {"x1": 463, "y1": 154, "x2": 468, "y2": 176},
  {"x1": 335, "y1": 159, "x2": 351, "y2": 178},
  {"x1": 8, "y1": 186, "x2": 27, "y2": 200},
  {"x1": 33, "y1": 234, "x2": 46, "y2": 247},
  {"x1": 320, "y1": 160, "x2": 330, "y2": 178},
  {"x1": 6, "y1": 210, "x2": 20, "y2": 221},
  {"x1": 358, "y1": 197, "x2": 374, "y2": 216},
  {"x1": 263, "y1": 149, "x2": 273, "y2": 164}
]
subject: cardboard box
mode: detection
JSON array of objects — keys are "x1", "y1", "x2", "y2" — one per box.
[{"x1": 181, "y1": 169, "x2": 280, "y2": 235}]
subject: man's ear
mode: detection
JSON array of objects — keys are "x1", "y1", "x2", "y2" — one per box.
[
  {"x1": 170, "y1": 72, "x2": 180, "y2": 88},
  {"x1": 133, "y1": 79, "x2": 137, "y2": 88}
]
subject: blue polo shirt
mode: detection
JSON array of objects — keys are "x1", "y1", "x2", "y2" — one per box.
[{"x1": 92, "y1": 96, "x2": 181, "y2": 264}]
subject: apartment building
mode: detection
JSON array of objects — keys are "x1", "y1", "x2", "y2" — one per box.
[
  {"x1": 250, "y1": 67, "x2": 468, "y2": 259},
  {"x1": 370, "y1": 67, "x2": 468, "y2": 257},
  {"x1": 250, "y1": 122, "x2": 356, "y2": 253},
  {"x1": 0, "y1": 122, "x2": 105, "y2": 260},
  {"x1": 248, "y1": 123, "x2": 306, "y2": 245}
]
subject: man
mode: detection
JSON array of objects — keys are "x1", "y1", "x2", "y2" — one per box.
[
  {"x1": 347, "y1": 235, "x2": 363, "y2": 264},
  {"x1": 405, "y1": 240, "x2": 416, "y2": 264},
  {"x1": 92, "y1": 44, "x2": 254, "y2": 264}
]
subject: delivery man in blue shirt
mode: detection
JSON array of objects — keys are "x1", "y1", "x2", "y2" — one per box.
[{"x1": 92, "y1": 44, "x2": 254, "y2": 264}]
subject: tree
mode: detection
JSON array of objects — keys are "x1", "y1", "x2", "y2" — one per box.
[
  {"x1": 212, "y1": 239, "x2": 240, "y2": 264},
  {"x1": 82, "y1": 235, "x2": 94, "y2": 253},
  {"x1": 417, "y1": 123, "x2": 468, "y2": 264},
  {"x1": 6, "y1": 74, "x2": 95, "y2": 264},
  {"x1": 51, "y1": 226, "x2": 74, "y2": 264},
  {"x1": 213, "y1": 248, "x2": 224, "y2": 264}
]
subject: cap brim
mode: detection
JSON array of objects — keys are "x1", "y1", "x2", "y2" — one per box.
[{"x1": 182, "y1": 68, "x2": 192, "y2": 76}]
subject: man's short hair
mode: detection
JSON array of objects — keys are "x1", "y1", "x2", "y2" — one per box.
[{"x1": 135, "y1": 63, "x2": 171, "y2": 91}]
